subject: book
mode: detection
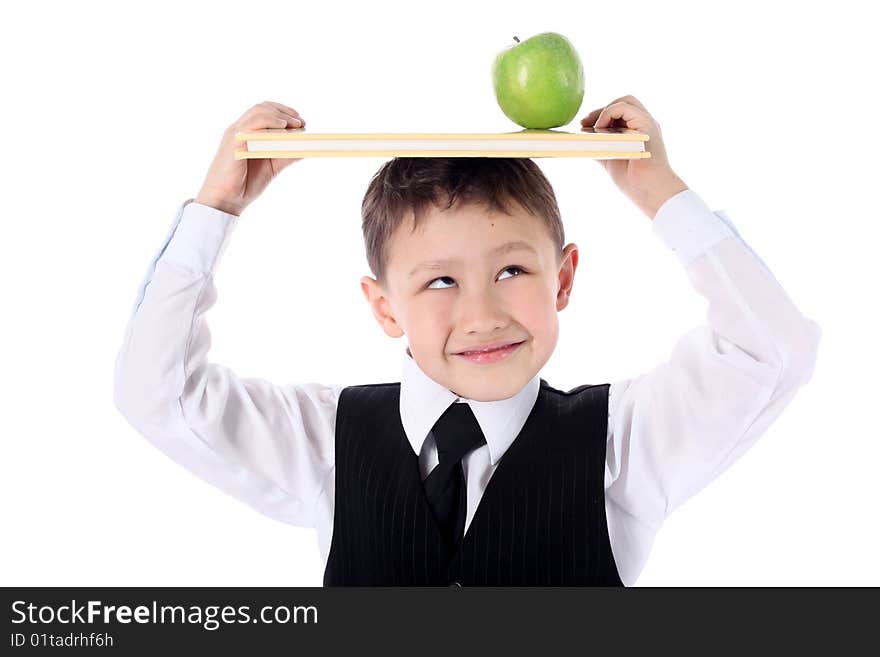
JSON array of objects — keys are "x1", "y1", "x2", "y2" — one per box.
[{"x1": 233, "y1": 126, "x2": 650, "y2": 160}]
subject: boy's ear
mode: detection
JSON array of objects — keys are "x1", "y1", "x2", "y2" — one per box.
[
  {"x1": 360, "y1": 276, "x2": 405, "y2": 338},
  {"x1": 556, "y1": 243, "x2": 579, "y2": 312}
]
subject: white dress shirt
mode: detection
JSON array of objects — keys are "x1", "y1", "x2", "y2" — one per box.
[{"x1": 113, "y1": 189, "x2": 821, "y2": 586}]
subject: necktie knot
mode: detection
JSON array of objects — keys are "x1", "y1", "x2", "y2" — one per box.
[{"x1": 432, "y1": 402, "x2": 486, "y2": 464}]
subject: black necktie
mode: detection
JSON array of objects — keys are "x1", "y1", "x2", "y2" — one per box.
[{"x1": 423, "y1": 402, "x2": 487, "y2": 551}]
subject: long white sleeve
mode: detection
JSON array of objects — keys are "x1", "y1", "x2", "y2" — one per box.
[
  {"x1": 603, "y1": 189, "x2": 822, "y2": 585},
  {"x1": 113, "y1": 199, "x2": 341, "y2": 529}
]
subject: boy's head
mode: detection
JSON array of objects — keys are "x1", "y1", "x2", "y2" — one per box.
[{"x1": 359, "y1": 157, "x2": 579, "y2": 402}]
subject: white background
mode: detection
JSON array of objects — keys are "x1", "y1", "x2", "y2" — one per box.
[{"x1": 2, "y1": 0, "x2": 877, "y2": 587}]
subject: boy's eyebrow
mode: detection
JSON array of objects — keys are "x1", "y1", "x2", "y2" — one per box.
[{"x1": 407, "y1": 240, "x2": 538, "y2": 278}]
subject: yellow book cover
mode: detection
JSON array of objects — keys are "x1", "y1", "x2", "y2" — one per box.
[{"x1": 234, "y1": 126, "x2": 650, "y2": 160}]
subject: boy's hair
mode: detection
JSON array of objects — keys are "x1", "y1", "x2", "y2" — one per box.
[{"x1": 361, "y1": 157, "x2": 565, "y2": 288}]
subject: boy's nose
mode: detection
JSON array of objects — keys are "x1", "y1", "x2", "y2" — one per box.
[{"x1": 455, "y1": 293, "x2": 510, "y2": 334}]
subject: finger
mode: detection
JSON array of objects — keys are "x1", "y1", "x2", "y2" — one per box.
[
  {"x1": 235, "y1": 102, "x2": 297, "y2": 127},
  {"x1": 267, "y1": 109, "x2": 303, "y2": 128},
  {"x1": 281, "y1": 111, "x2": 306, "y2": 128},
  {"x1": 592, "y1": 101, "x2": 650, "y2": 131},
  {"x1": 580, "y1": 108, "x2": 603, "y2": 127},
  {"x1": 263, "y1": 101, "x2": 305, "y2": 124},
  {"x1": 582, "y1": 95, "x2": 648, "y2": 128},
  {"x1": 262, "y1": 100, "x2": 301, "y2": 116},
  {"x1": 280, "y1": 112, "x2": 304, "y2": 128},
  {"x1": 239, "y1": 112, "x2": 297, "y2": 132},
  {"x1": 242, "y1": 103, "x2": 305, "y2": 130},
  {"x1": 608, "y1": 95, "x2": 646, "y2": 112},
  {"x1": 613, "y1": 96, "x2": 653, "y2": 126}
]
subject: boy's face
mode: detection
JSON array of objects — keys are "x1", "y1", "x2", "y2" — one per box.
[{"x1": 360, "y1": 197, "x2": 578, "y2": 402}]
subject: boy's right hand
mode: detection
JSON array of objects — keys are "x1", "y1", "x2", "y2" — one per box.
[{"x1": 194, "y1": 101, "x2": 306, "y2": 217}]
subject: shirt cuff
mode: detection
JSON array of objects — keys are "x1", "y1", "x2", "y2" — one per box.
[
  {"x1": 160, "y1": 198, "x2": 240, "y2": 274},
  {"x1": 652, "y1": 189, "x2": 737, "y2": 266}
]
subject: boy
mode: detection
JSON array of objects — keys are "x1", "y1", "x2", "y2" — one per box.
[{"x1": 113, "y1": 97, "x2": 821, "y2": 586}]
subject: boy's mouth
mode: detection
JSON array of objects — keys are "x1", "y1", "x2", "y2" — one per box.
[
  {"x1": 453, "y1": 340, "x2": 526, "y2": 364},
  {"x1": 454, "y1": 339, "x2": 525, "y2": 355}
]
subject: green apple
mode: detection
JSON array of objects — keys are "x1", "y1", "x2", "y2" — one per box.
[{"x1": 492, "y1": 32, "x2": 585, "y2": 129}]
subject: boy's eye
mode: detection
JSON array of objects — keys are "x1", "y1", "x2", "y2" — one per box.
[{"x1": 425, "y1": 266, "x2": 527, "y2": 290}]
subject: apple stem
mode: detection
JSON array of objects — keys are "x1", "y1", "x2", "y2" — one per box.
[{"x1": 513, "y1": 36, "x2": 520, "y2": 43}]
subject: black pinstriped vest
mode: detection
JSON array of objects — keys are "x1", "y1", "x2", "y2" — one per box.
[{"x1": 323, "y1": 378, "x2": 623, "y2": 587}]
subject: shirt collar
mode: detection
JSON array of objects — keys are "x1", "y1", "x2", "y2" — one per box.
[{"x1": 399, "y1": 345, "x2": 540, "y2": 466}]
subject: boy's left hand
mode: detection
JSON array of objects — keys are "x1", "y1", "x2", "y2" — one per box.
[{"x1": 580, "y1": 95, "x2": 689, "y2": 220}]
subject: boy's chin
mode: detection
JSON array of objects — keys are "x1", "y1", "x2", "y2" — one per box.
[{"x1": 446, "y1": 371, "x2": 528, "y2": 402}]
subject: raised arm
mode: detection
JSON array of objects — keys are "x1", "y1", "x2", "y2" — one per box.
[
  {"x1": 113, "y1": 102, "x2": 339, "y2": 529},
  {"x1": 604, "y1": 189, "x2": 821, "y2": 584},
  {"x1": 113, "y1": 200, "x2": 341, "y2": 528}
]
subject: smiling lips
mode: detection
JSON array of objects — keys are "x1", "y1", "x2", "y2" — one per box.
[
  {"x1": 455, "y1": 340, "x2": 525, "y2": 355},
  {"x1": 455, "y1": 340, "x2": 525, "y2": 364}
]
